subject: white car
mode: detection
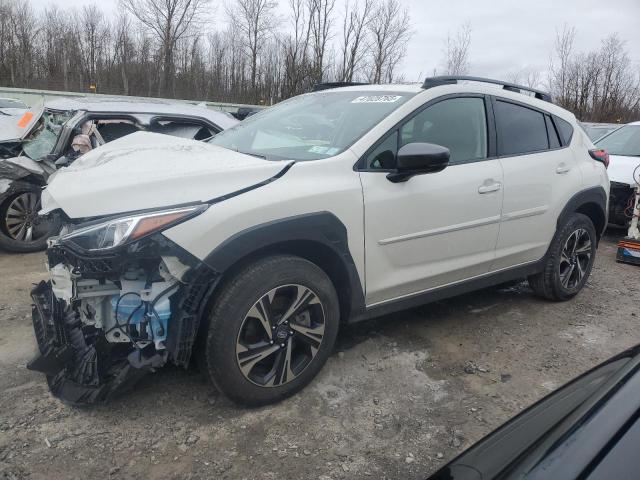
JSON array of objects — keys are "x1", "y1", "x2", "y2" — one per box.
[
  {"x1": 594, "y1": 121, "x2": 640, "y2": 226},
  {"x1": 28, "y1": 77, "x2": 609, "y2": 406}
]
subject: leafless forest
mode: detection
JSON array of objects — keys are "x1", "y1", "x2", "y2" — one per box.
[{"x1": 0, "y1": 0, "x2": 638, "y2": 121}]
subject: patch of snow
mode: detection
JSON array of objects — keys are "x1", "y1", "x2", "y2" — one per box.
[{"x1": 0, "y1": 178, "x2": 12, "y2": 195}]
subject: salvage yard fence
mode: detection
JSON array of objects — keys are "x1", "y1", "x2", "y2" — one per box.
[{"x1": 0, "y1": 86, "x2": 263, "y2": 116}]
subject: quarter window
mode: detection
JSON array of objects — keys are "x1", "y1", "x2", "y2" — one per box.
[
  {"x1": 546, "y1": 115, "x2": 561, "y2": 149},
  {"x1": 495, "y1": 100, "x2": 549, "y2": 155},
  {"x1": 554, "y1": 116, "x2": 574, "y2": 146},
  {"x1": 366, "y1": 131, "x2": 398, "y2": 169}
]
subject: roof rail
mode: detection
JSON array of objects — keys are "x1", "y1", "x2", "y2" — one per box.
[
  {"x1": 422, "y1": 76, "x2": 552, "y2": 102},
  {"x1": 312, "y1": 82, "x2": 369, "y2": 92}
]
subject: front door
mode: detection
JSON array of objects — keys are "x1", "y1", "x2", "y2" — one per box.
[{"x1": 360, "y1": 95, "x2": 504, "y2": 306}]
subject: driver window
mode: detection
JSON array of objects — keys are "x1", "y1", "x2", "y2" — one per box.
[{"x1": 400, "y1": 97, "x2": 488, "y2": 165}]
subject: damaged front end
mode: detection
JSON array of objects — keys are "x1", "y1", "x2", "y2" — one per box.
[{"x1": 27, "y1": 205, "x2": 218, "y2": 405}]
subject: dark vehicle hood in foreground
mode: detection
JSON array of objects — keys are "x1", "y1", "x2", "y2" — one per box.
[{"x1": 428, "y1": 344, "x2": 640, "y2": 480}]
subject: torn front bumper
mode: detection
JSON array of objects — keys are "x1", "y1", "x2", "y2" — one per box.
[
  {"x1": 27, "y1": 234, "x2": 219, "y2": 406},
  {"x1": 28, "y1": 280, "x2": 148, "y2": 405}
]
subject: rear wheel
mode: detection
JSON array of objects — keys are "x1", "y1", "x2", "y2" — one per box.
[
  {"x1": 203, "y1": 255, "x2": 340, "y2": 406},
  {"x1": 528, "y1": 213, "x2": 597, "y2": 301},
  {"x1": 0, "y1": 183, "x2": 60, "y2": 253}
]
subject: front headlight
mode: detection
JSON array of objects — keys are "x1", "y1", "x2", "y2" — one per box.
[{"x1": 59, "y1": 204, "x2": 208, "y2": 252}]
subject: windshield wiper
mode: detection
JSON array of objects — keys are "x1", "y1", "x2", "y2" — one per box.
[{"x1": 237, "y1": 150, "x2": 268, "y2": 160}]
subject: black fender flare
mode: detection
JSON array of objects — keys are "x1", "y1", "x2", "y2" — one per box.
[
  {"x1": 203, "y1": 212, "x2": 366, "y2": 320},
  {"x1": 556, "y1": 186, "x2": 608, "y2": 240}
]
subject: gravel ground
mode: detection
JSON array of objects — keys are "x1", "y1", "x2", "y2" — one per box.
[{"x1": 1, "y1": 231, "x2": 638, "y2": 480}]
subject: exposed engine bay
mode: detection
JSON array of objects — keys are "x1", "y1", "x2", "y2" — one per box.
[{"x1": 28, "y1": 232, "x2": 218, "y2": 405}]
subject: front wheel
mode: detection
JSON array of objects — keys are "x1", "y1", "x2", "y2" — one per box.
[
  {"x1": 0, "y1": 182, "x2": 61, "y2": 253},
  {"x1": 203, "y1": 255, "x2": 340, "y2": 406},
  {"x1": 528, "y1": 213, "x2": 597, "y2": 301}
]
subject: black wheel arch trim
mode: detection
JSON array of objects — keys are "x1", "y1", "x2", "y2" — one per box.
[
  {"x1": 203, "y1": 211, "x2": 366, "y2": 321},
  {"x1": 556, "y1": 186, "x2": 608, "y2": 241}
]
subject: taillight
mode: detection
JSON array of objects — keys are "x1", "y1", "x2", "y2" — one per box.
[{"x1": 589, "y1": 149, "x2": 609, "y2": 168}]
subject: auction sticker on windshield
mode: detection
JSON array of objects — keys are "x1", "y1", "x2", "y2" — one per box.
[{"x1": 351, "y1": 95, "x2": 403, "y2": 103}]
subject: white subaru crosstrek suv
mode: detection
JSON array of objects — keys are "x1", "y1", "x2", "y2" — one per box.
[{"x1": 28, "y1": 76, "x2": 609, "y2": 406}]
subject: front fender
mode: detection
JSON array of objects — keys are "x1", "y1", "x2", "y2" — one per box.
[{"x1": 0, "y1": 156, "x2": 49, "y2": 184}]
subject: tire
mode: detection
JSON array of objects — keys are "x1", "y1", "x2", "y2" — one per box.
[
  {"x1": 0, "y1": 182, "x2": 61, "y2": 253},
  {"x1": 203, "y1": 255, "x2": 340, "y2": 406},
  {"x1": 528, "y1": 213, "x2": 597, "y2": 301}
]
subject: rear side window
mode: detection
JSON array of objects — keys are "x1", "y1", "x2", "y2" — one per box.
[
  {"x1": 554, "y1": 116, "x2": 574, "y2": 145},
  {"x1": 495, "y1": 100, "x2": 549, "y2": 156}
]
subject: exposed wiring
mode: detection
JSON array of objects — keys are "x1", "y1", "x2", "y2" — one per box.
[
  {"x1": 105, "y1": 292, "x2": 145, "y2": 351},
  {"x1": 104, "y1": 292, "x2": 141, "y2": 336},
  {"x1": 104, "y1": 284, "x2": 178, "y2": 348}
]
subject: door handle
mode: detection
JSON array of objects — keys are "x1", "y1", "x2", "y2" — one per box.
[
  {"x1": 478, "y1": 181, "x2": 501, "y2": 194},
  {"x1": 556, "y1": 163, "x2": 571, "y2": 174}
]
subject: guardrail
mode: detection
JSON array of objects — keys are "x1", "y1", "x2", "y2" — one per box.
[{"x1": 0, "y1": 86, "x2": 264, "y2": 114}]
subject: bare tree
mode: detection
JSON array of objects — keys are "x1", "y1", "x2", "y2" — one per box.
[
  {"x1": 283, "y1": 0, "x2": 312, "y2": 96},
  {"x1": 508, "y1": 67, "x2": 542, "y2": 89},
  {"x1": 443, "y1": 22, "x2": 471, "y2": 75},
  {"x1": 227, "y1": 0, "x2": 279, "y2": 100},
  {"x1": 367, "y1": 0, "x2": 412, "y2": 83},
  {"x1": 549, "y1": 24, "x2": 576, "y2": 105},
  {"x1": 549, "y1": 25, "x2": 640, "y2": 122},
  {"x1": 308, "y1": 0, "x2": 336, "y2": 83},
  {"x1": 76, "y1": 6, "x2": 110, "y2": 90},
  {"x1": 338, "y1": 0, "x2": 373, "y2": 82},
  {"x1": 120, "y1": 0, "x2": 210, "y2": 96}
]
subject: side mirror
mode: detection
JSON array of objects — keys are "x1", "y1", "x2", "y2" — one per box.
[{"x1": 386, "y1": 142, "x2": 450, "y2": 183}]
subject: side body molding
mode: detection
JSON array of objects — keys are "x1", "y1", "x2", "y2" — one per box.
[{"x1": 203, "y1": 212, "x2": 366, "y2": 321}]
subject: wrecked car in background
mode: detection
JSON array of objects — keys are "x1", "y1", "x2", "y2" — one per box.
[
  {"x1": 595, "y1": 121, "x2": 640, "y2": 227},
  {"x1": 0, "y1": 97, "x2": 238, "y2": 252}
]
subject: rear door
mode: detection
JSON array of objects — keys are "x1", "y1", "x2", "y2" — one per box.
[
  {"x1": 360, "y1": 95, "x2": 504, "y2": 305},
  {"x1": 491, "y1": 98, "x2": 583, "y2": 270}
]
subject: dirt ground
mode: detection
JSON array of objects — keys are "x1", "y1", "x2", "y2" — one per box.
[{"x1": 1, "y1": 231, "x2": 638, "y2": 480}]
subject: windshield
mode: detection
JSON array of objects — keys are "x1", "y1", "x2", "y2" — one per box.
[
  {"x1": 22, "y1": 110, "x2": 74, "y2": 159},
  {"x1": 0, "y1": 99, "x2": 26, "y2": 109},
  {"x1": 209, "y1": 90, "x2": 415, "y2": 161},
  {"x1": 596, "y1": 124, "x2": 640, "y2": 156},
  {"x1": 581, "y1": 124, "x2": 620, "y2": 142}
]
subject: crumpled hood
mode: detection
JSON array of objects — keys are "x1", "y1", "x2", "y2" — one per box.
[
  {"x1": 607, "y1": 154, "x2": 640, "y2": 186},
  {"x1": 43, "y1": 131, "x2": 290, "y2": 218},
  {"x1": 0, "y1": 105, "x2": 44, "y2": 143}
]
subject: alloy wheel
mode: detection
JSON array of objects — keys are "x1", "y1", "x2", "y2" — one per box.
[
  {"x1": 236, "y1": 284, "x2": 326, "y2": 387},
  {"x1": 559, "y1": 228, "x2": 592, "y2": 290},
  {"x1": 4, "y1": 192, "x2": 46, "y2": 243}
]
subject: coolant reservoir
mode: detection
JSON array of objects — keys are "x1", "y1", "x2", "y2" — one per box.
[{"x1": 110, "y1": 280, "x2": 174, "y2": 349}]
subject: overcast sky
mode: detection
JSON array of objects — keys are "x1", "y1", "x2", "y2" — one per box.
[{"x1": 30, "y1": 0, "x2": 640, "y2": 84}]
